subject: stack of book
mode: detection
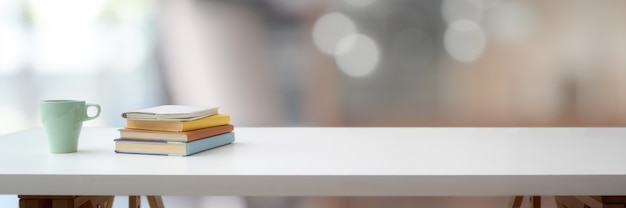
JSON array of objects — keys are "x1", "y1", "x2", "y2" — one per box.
[{"x1": 115, "y1": 105, "x2": 235, "y2": 156}]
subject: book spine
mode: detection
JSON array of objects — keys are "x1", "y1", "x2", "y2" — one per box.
[
  {"x1": 114, "y1": 138, "x2": 172, "y2": 143},
  {"x1": 118, "y1": 124, "x2": 234, "y2": 142},
  {"x1": 185, "y1": 132, "x2": 235, "y2": 156},
  {"x1": 118, "y1": 132, "x2": 186, "y2": 142},
  {"x1": 114, "y1": 150, "x2": 169, "y2": 156},
  {"x1": 125, "y1": 120, "x2": 182, "y2": 132},
  {"x1": 126, "y1": 114, "x2": 231, "y2": 132},
  {"x1": 181, "y1": 114, "x2": 230, "y2": 131}
]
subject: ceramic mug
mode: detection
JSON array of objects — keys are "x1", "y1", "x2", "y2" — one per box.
[{"x1": 40, "y1": 100, "x2": 101, "y2": 153}]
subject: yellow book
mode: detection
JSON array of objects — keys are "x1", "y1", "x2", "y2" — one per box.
[{"x1": 126, "y1": 114, "x2": 230, "y2": 132}]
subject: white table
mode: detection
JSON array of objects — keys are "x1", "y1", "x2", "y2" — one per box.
[{"x1": 1, "y1": 127, "x2": 626, "y2": 196}]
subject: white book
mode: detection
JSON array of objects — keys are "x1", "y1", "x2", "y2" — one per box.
[{"x1": 121, "y1": 105, "x2": 219, "y2": 121}]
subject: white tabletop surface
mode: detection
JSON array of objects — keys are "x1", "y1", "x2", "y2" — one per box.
[{"x1": 1, "y1": 127, "x2": 626, "y2": 196}]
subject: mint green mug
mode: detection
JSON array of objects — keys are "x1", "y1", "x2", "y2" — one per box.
[{"x1": 40, "y1": 100, "x2": 101, "y2": 153}]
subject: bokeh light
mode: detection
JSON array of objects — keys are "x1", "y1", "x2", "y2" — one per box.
[
  {"x1": 444, "y1": 19, "x2": 486, "y2": 62},
  {"x1": 334, "y1": 33, "x2": 380, "y2": 77},
  {"x1": 312, "y1": 12, "x2": 357, "y2": 55}
]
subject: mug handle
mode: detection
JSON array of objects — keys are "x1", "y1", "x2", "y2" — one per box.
[{"x1": 84, "y1": 103, "x2": 101, "y2": 121}]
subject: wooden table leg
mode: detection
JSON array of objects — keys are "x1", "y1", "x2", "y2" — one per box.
[
  {"x1": 82, "y1": 196, "x2": 115, "y2": 208},
  {"x1": 105, "y1": 196, "x2": 115, "y2": 208},
  {"x1": 19, "y1": 196, "x2": 51, "y2": 208},
  {"x1": 555, "y1": 196, "x2": 586, "y2": 208},
  {"x1": 147, "y1": 196, "x2": 164, "y2": 208},
  {"x1": 18, "y1": 195, "x2": 114, "y2": 208},
  {"x1": 129, "y1": 195, "x2": 165, "y2": 208},
  {"x1": 574, "y1": 196, "x2": 602, "y2": 208},
  {"x1": 530, "y1": 196, "x2": 541, "y2": 208},
  {"x1": 510, "y1": 196, "x2": 524, "y2": 208},
  {"x1": 129, "y1": 196, "x2": 141, "y2": 208}
]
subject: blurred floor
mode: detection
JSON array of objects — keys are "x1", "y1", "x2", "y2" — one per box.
[{"x1": 1, "y1": 196, "x2": 561, "y2": 208}]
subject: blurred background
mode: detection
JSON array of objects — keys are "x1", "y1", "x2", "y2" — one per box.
[{"x1": 0, "y1": 0, "x2": 624, "y2": 207}]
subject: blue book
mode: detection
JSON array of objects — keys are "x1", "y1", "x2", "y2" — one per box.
[{"x1": 114, "y1": 132, "x2": 235, "y2": 156}]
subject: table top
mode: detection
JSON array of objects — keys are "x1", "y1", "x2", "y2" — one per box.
[{"x1": 1, "y1": 127, "x2": 626, "y2": 196}]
